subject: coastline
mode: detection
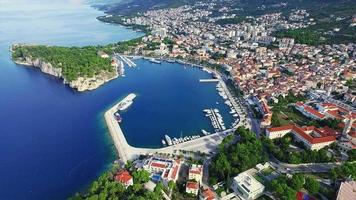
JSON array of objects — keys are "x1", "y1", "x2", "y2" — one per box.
[{"x1": 10, "y1": 44, "x2": 120, "y2": 92}]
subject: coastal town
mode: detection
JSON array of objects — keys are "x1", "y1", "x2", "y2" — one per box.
[
  {"x1": 68, "y1": 1, "x2": 356, "y2": 199},
  {"x1": 8, "y1": 0, "x2": 356, "y2": 200}
]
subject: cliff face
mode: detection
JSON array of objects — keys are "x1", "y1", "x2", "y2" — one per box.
[{"x1": 13, "y1": 56, "x2": 118, "y2": 92}]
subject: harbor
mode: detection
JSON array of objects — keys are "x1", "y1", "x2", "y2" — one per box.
[{"x1": 105, "y1": 68, "x2": 242, "y2": 163}]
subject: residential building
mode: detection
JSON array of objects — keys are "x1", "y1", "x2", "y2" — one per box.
[
  {"x1": 186, "y1": 181, "x2": 199, "y2": 196},
  {"x1": 143, "y1": 156, "x2": 181, "y2": 183},
  {"x1": 336, "y1": 181, "x2": 356, "y2": 200},
  {"x1": 200, "y1": 188, "x2": 216, "y2": 200},
  {"x1": 231, "y1": 170, "x2": 265, "y2": 200},
  {"x1": 188, "y1": 164, "x2": 203, "y2": 184},
  {"x1": 266, "y1": 125, "x2": 339, "y2": 150},
  {"x1": 115, "y1": 170, "x2": 133, "y2": 188}
]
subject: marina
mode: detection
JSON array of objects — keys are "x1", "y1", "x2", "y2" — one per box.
[{"x1": 115, "y1": 53, "x2": 137, "y2": 67}]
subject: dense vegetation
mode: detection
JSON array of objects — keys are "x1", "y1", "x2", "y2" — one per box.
[
  {"x1": 12, "y1": 45, "x2": 114, "y2": 81},
  {"x1": 102, "y1": 37, "x2": 143, "y2": 54},
  {"x1": 269, "y1": 175, "x2": 321, "y2": 200},
  {"x1": 70, "y1": 165, "x2": 165, "y2": 200},
  {"x1": 274, "y1": 1, "x2": 356, "y2": 45},
  {"x1": 330, "y1": 162, "x2": 356, "y2": 180},
  {"x1": 215, "y1": 17, "x2": 246, "y2": 25},
  {"x1": 262, "y1": 134, "x2": 334, "y2": 164},
  {"x1": 274, "y1": 29, "x2": 323, "y2": 46},
  {"x1": 209, "y1": 126, "x2": 268, "y2": 184}
]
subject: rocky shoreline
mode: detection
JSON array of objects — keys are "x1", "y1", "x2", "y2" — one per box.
[{"x1": 11, "y1": 44, "x2": 119, "y2": 92}]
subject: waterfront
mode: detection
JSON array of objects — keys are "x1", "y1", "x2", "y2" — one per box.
[{"x1": 0, "y1": 1, "x2": 233, "y2": 199}]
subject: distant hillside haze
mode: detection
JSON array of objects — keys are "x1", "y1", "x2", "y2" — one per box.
[{"x1": 94, "y1": 0, "x2": 355, "y2": 16}]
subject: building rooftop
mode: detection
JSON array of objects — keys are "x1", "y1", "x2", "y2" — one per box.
[{"x1": 336, "y1": 181, "x2": 356, "y2": 200}]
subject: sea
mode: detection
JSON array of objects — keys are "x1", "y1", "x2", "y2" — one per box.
[{"x1": 0, "y1": 0, "x2": 233, "y2": 199}]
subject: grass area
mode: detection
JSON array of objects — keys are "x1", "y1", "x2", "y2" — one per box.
[{"x1": 272, "y1": 106, "x2": 309, "y2": 127}]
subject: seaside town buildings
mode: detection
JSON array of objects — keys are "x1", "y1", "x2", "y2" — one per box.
[
  {"x1": 142, "y1": 156, "x2": 181, "y2": 184},
  {"x1": 115, "y1": 2, "x2": 355, "y2": 108}
]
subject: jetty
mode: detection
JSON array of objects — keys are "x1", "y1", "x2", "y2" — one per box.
[
  {"x1": 114, "y1": 53, "x2": 137, "y2": 67},
  {"x1": 199, "y1": 79, "x2": 219, "y2": 83}
]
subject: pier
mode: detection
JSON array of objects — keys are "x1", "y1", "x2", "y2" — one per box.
[
  {"x1": 199, "y1": 79, "x2": 219, "y2": 83},
  {"x1": 114, "y1": 53, "x2": 137, "y2": 67}
]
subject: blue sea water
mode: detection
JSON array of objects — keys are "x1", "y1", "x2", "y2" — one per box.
[{"x1": 0, "y1": 0, "x2": 233, "y2": 199}]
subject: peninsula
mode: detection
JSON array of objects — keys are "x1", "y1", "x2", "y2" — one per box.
[{"x1": 11, "y1": 44, "x2": 119, "y2": 91}]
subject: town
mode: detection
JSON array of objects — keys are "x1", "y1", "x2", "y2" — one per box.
[{"x1": 72, "y1": 1, "x2": 356, "y2": 200}]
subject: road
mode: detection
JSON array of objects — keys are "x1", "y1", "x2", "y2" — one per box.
[{"x1": 270, "y1": 161, "x2": 342, "y2": 174}]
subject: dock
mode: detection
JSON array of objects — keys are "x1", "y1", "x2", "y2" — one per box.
[
  {"x1": 114, "y1": 53, "x2": 137, "y2": 67},
  {"x1": 199, "y1": 79, "x2": 219, "y2": 83}
]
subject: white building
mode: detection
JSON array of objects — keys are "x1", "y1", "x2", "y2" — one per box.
[
  {"x1": 231, "y1": 171, "x2": 265, "y2": 200},
  {"x1": 143, "y1": 156, "x2": 181, "y2": 183},
  {"x1": 188, "y1": 164, "x2": 203, "y2": 184},
  {"x1": 186, "y1": 181, "x2": 199, "y2": 196}
]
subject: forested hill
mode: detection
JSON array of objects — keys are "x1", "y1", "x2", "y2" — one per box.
[{"x1": 12, "y1": 45, "x2": 114, "y2": 82}]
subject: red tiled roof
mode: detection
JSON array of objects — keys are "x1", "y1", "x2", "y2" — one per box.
[
  {"x1": 295, "y1": 102, "x2": 304, "y2": 107},
  {"x1": 202, "y1": 188, "x2": 216, "y2": 200},
  {"x1": 151, "y1": 162, "x2": 166, "y2": 168},
  {"x1": 269, "y1": 124, "x2": 336, "y2": 145},
  {"x1": 304, "y1": 105, "x2": 325, "y2": 119},
  {"x1": 292, "y1": 126, "x2": 336, "y2": 144},
  {"x1": 171, "y1": 165, "x2": 179, "y2": 180},
  {"x1": 115, "y1": 170, "x2": 132, "y2": 184},
  {"x1": 267, "y1": 125, "x2": 294, "y2": 132},
  {"x1": 186, "y1": 181, "x2": 199, "y2": 189},
  {"x1": 349, "y1": 131, "x2": 356, "y2": 138},
  {"x1": 189, "y1": 169, "x2": 202, "y2": 175}
]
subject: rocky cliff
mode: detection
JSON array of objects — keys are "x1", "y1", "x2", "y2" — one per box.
[{"x1": 13, "y1": 54, "x2": 118, "y2": 92}]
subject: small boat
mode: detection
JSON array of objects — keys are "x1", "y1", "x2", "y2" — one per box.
[
  {"x1": 114, "y1": 112, "x2": 122, "y2": 123},
  {"x1": 202, "y1": 129, "x2": 210, "y2": 135},
  {"x1": 165, "y1": 135, "x2": 172, "y2": 146}
]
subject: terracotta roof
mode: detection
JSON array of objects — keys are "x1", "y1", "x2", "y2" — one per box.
[
  {"x1": 267, "y1": 125, "x2": 294, "y2": 132},
  {"x1": 186, "y1": 181, "x2": 199, "y2": 189},
  {"x1": 303, "y1": 105, "x2": 325, "y2": 119},
  {"x1": 115, "y1": 170, "x2": 132, "y2": 184},
  {"x1": 349, "y1": 131, "x2": 356, "y2": 138},
  {"x1": 269, "y1": 124, "x2": 337, "y2": 145},
  {"x1": 171, "y1": 165, "x2": 179, "y2": 180},
  {"x1": 151, "y1": 162, "x2": 166, "y2": 168},
  {"x1": 202, "y1": 188, "x2": 216, "y2": 200}
]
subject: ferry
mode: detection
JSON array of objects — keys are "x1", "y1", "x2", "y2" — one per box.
[
  {"x1": 165, "y1": 135, "x2": 172, "y2": 146},
  {"x1": 118, "y1": 93, "x2": 136, "y2": 111},
  {"x1": 114, "y1": 112, "x2": 122, "y2": 123}
]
